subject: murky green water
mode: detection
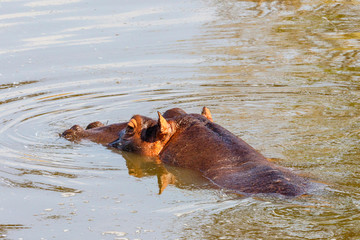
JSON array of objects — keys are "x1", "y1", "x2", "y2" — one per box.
[{"x1": 1, "y1": 0, "x2": 359, "y2": 239}]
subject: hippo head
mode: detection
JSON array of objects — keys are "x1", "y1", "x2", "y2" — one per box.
[
  {"x1": 109, "y1": 107, "x2": 213, "y2": 156},
  {"x1": 109, "y1": 112, "x2": 176, "y2": 156}
]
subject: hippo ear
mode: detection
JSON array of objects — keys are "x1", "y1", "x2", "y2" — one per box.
[
  {"x1": 201, "y1": 106, "x2": 213, "y2": 122},
  {"x1": 157, "y1": 112, "x2": 171, "y2": 135}
]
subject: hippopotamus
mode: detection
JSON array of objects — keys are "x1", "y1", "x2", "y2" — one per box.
[{"x1": 62, "y1": 107, "x2": 308, "y2": 196}]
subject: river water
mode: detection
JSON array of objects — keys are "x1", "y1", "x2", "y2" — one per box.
[{"x1": 1, "y1": 0, "x2": 360, "y2": 239}]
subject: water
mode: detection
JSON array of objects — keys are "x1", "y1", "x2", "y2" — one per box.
[{"x1": 1, "y1": 0, "x2": 360, "y2": 239}]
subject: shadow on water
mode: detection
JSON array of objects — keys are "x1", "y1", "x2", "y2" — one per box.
[{"x1": 113, "y1": 151, "x2": 213, "y2": 195}]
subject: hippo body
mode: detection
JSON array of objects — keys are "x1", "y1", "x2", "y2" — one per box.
[
  {"x1": 158, "y1": 114, "x2": 307, "y2": 196},
  {"x1": 63, "y1": 107, "x2": 308, "y2": 196}
]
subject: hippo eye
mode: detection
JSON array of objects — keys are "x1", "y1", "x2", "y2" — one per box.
[{"x1": 126, "y1": 119, "x2": 137, "y2": 133}]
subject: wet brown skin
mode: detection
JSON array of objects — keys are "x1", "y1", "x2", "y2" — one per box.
[{"x1": 111, "y1": 108, "x2": 308, "y2": 196}]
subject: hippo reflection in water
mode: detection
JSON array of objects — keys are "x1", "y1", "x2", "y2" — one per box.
[{"x1": 62, "y1": 107, "x2": 309, "y2": 196}]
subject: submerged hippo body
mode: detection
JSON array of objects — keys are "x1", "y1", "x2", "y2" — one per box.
[{"x1": 110, "y1": 108, "x2": 308, "y2": 196}]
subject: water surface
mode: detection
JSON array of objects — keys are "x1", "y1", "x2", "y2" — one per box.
[{"x1": 1, "y1": 0, "x2": 360, "y2": 239}]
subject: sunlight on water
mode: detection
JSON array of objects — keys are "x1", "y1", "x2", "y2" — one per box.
[
  {"x1": 24, "y1": 0, "x2": 82, "y2": 7},
  {"x1": 0, "y1": 0, "x2": 359, "y2": 239},
  {"x1": 0, "y1": 10, "x2": 54, "y2": 20}
]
